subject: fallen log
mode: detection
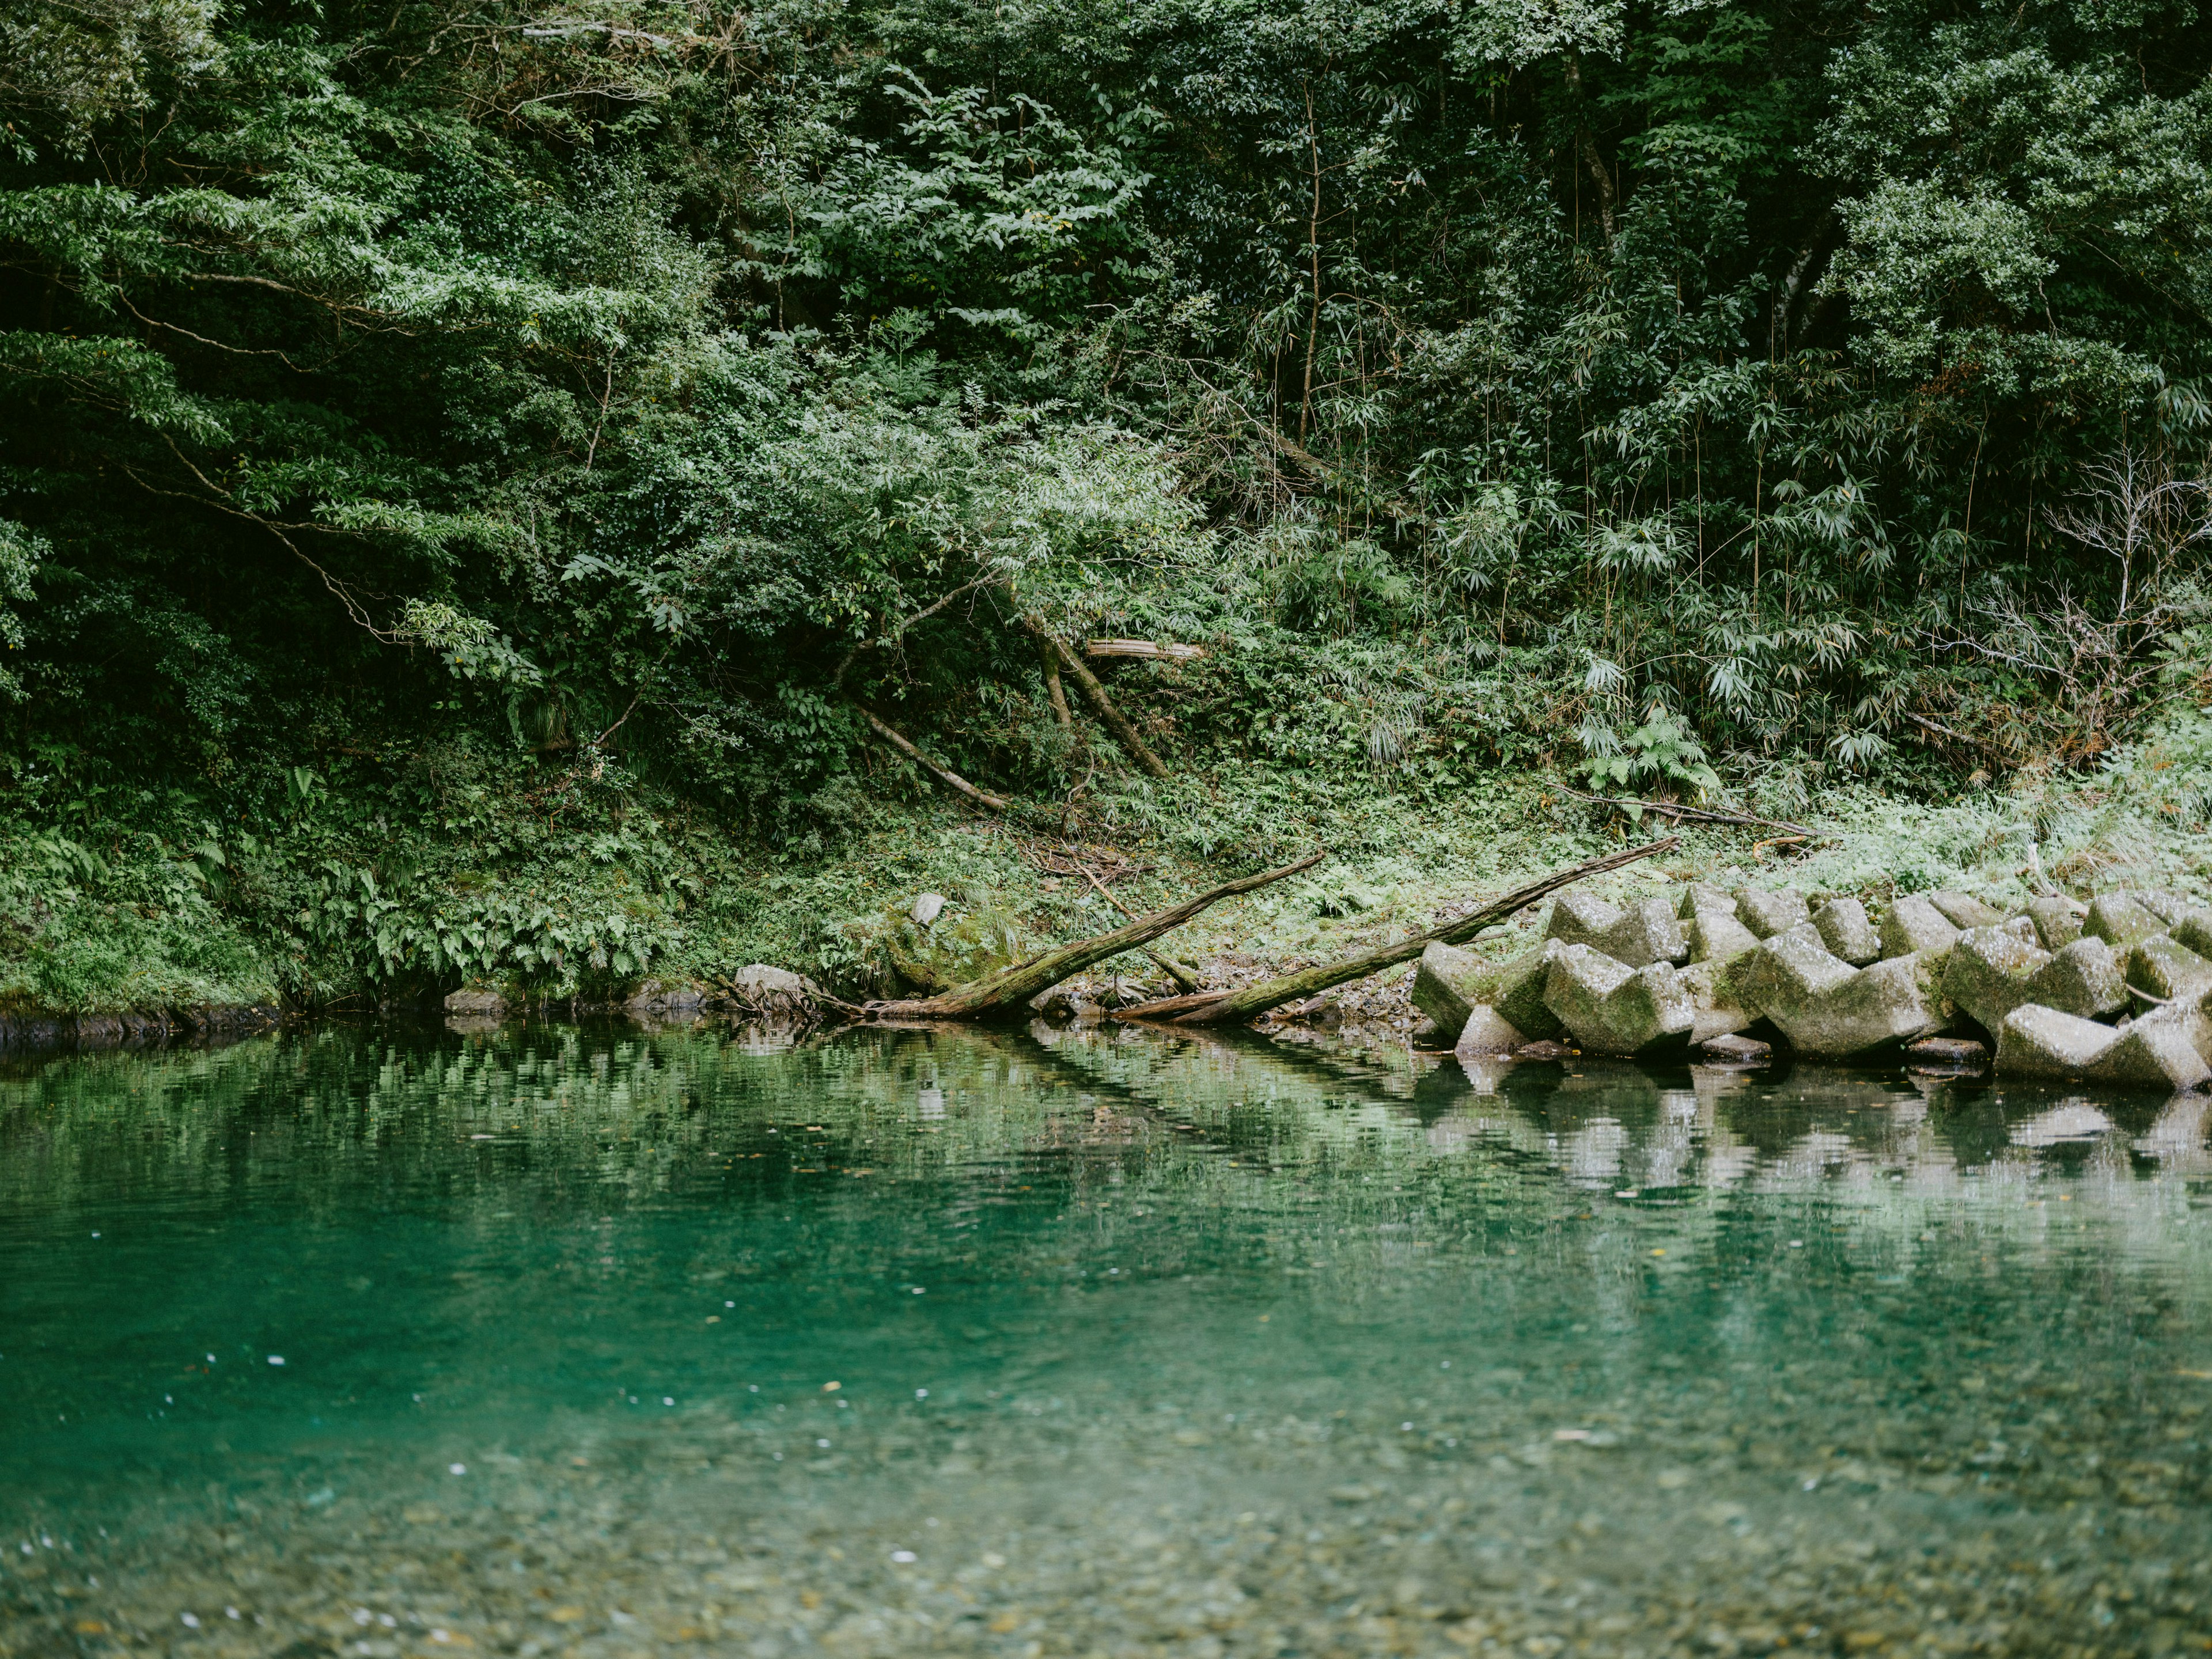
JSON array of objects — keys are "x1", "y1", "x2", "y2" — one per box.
[
  {"x1": 1080, "y1": 863, "x2": 1203, "y2": 993},
  {"x1": 854, "y1": 703, "x2": 1016, "y2": 815},
  {"x1": 1032, "y1": 626, "x2": 1171, "y2": 779},
  {"x1": 1085, "y1": 639, "x2": 1206, "y2": 662},
  {"x1": 862, "y1": 849, "x2": 1323, "y2": 1018},
  {"x1": 1113, "y1": 836, "x2": 1680, "y2": 1027}
]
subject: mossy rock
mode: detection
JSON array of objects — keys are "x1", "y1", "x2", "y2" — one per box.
[{"x1": 877, "y1": 896, "x2": 1029, "y2": 995}]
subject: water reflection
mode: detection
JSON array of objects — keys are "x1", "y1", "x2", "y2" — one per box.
[{"x1": 1, "y1": 1020, "x2": 2209, "y2": 1658}]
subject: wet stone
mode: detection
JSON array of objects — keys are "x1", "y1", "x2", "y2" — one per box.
[
  {"x1": 1733, "y1": 887, "x2": 1812, "y2": 940},
  {"x1": 1906, "y1": 1036, "x2": 1987, "y2": 1070},
  {"x1": 1453, "y1": 1006, "x2": 1525, "y2": 1058},
  {"x1": 2027, "y1": 937, "x2": 2127, "y2": 1020},
  {"x1": 1687, "y1": 908, "x2": 1760, "y2": 965},
  {"x1": 1697, "y1": 1032, "x2": 1771, "y2": 1065},
  {"x1": 2126, "y1": 935, "x2": 2212, "y2": 1003},
  {"x1": 1812, "y1": 897, "x2": 1881, "y2": 967}
]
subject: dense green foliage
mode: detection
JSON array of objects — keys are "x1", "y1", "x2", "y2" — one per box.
[{"x1": 2, "y1": 0, "x2": 2210, "y2": 1008}]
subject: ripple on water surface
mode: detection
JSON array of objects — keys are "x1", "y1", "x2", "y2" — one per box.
[{"x1": 2, "y1": 1022, "x2": 2210, "y2": 1657}]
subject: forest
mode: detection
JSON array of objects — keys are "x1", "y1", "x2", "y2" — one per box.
[{"x1": 2, "y1": 0, "x2": 2210, "y2": 1014}]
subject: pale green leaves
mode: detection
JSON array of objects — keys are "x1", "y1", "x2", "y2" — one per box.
[{"x1": 1826, "y1": 179, "x2": 2054, "y2": 376}]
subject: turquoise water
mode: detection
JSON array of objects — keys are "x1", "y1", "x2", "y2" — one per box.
[{"x1": 3, "y1": 1020, "x2": 2210, "y2": 1657}]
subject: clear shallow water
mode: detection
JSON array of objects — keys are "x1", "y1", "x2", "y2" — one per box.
[{"x1": 2, "y1": 1022, "x2": 2210, "y2": 1659}]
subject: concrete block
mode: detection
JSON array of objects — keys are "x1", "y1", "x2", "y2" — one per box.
[
  {"x1": 1590, "y1": 896, "x2": 1688, "y2": 966},
  {"x1": 1774, "y1": 955, "x2": 1947, "y2": 1056},
  {"x1": 1679, "y1": 959, "x2": 1755, "y2": 1043},
  {"x1": 1997, "y1": 1005, "x2": 2118, "y2": 1077},
  {"x1": 2127, "y1": 935, "x2": 2212, "y2": 1003},
  {"x1": 1541, "y1": 944, "x2": 1695, "y2": 1055},
  {"x1": 1997, "y1": 1005, "x2": 2211, "y2": 1091},
  {"x1": 2137, "y1": 889, "x2": 2196, "y2": 926},
  {"x1": 1687, "y1": 908, "x2": 1761, "y2": 964},
  {"x1": 1928, "y1": 890, "x2": 2006, "y2": 930},
  {"x1": 1411, "y1": 941, "x2": 1488, "y2": 1035},
  {"x1": 2026, "y1": 937, "x2": 2126, "y2": 1020},
  {"x1": 1941, "y1": 925, "x2": 2052, "y2": 1035},
  {"x1": 2023, "y1": 895, "x2": 2085, "y2": 950},
  {"x1": 1734, "y1": 887, "x2": 1812, "y2": 939},
  {"x1": 1880, "y1": 895, "x2": 1960, "y2": 959},
  {"x1": 1732, "y1": 923, "x2": 1855, "y2": 1020},
  {"x1": 2094, "y1": 1014, "x2": 2211, "y2": 1092},
  {"x1": 1546, "y1": 892, "x2": 1624, "y2": 950},
  {"x1": 1676, "y1": 882, "x2": 1737, "y2": 921},
  {"x1": 2170, "y1": 909, "x2": 2212, "y2": 960},
  {"x1": 2084, "y1": 892, "x2": 2163, "y2": 948},
  {"x1": 1699, "y1": 1032, "x2": 1771, "y2": 1065},
  {"x1": 1491, "y1": 941, "x2": 1568, "y2": 1040},
  {"x1": 1813, "y1": 896, "x2": 1881, "y2": 965},
  {"x1": 1455, "y1": 1006, "x2": 1525, "y2": 1057}
]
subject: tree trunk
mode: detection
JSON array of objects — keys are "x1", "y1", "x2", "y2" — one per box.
[
  {"x1": 854, "y1": 703, "x2": 1013, "y2": 813},
  {"x1": 1082, "y1": 864, "x2": 1203, "y2": 993},
  {"x1": 1037, "y1": 629, "x2": 1171, "y2": 779},
  {"x1": 1115, "y1": 837, "x2": 1679, "y2": 1025},
  {"x1": 863, "y1": 850, "x2": 1323, "y2": 1017},
  {"x1": 1041, "y1": 641, "x2": 1073, "y2": 728}
]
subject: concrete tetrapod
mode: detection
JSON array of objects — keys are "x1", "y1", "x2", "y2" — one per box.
[
  {"x1": 2084, "y1": 892, "x2": 2164, "y2": 949},
  {"x1": 1543, "y1": 894, "x2": 1687, "y2": 967},
  {"x1": 1927, "y1": 891, "x2": 2006, "y2": 930},
  {"x1": 1733, "y1": 888, "x2": 1812, "y2": 940},
  {"x1": 1687, "y1": 908, "x2": 1760, "y2": 964},
  {"x1": 1813, "y1": 897, "x2": 1882, "y2": 966},
  {"x1": 1879, "y1": 895, "x2": 1960, "y2": 960},
  {"x1": 2127, "y1": 935, "x2": 2212, "y2": 1003},
  {"x1": 1941, "y1": 926, "x2": 2052, "y2": 1035},
  {"x1": 1410, "y1": 940, "x2": 1567, "y2": 1040},
  {"x1": 2023, "y1": 896, "x2": 2085, "y2": 950},
  {"x1": 1734, "y1": 924, "x2": 1948, "y2": 1057},
  {"x1": 1540, "y1": 943, "x2": 1696, "y2": 1056},
  {"x1": 1995, "y1": 1005, "x2": 2211, "y2": 1092}
]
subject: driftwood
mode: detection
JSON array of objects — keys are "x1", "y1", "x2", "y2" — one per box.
[
  {"x1": 1085, "y1": 639, "x2": 1206, "y2": 662},
  {"x1": 862, "y1": 850, "x2": 1323, "y2": 1018},
  {"x1": 1114, "y1": 836, "x2": 1680, "y2": 1026},
  {"x1": 1037, "y1": 629, "x2": 1171, "y2": 778},
  {"x1": 855, "y1": 704, "x2": 1016, "y2": 815}
]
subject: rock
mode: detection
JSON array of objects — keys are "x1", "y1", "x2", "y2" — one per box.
[
  {"x1": 728, "y1": 964, "x2": 820, "y2": 1014},
  {"x1": 2170, "y1": 909, "x2": 2212, "y2": 959},
  {"x1": 2126, "y1": 935, "x2": 2212, "y2": 1003},
  {"x1": 910, "y1": 892, "x2": 947, "y2": 925},
  {"x1": 1906, "y1": 1036, "x2": 1988, "y2": 1070},
  {"x1": 1775, "y1": 955, "x2": 1948, "y2": 1057},
  {"x1": 1487, "y1": 940, "x2": 1569, "y2": 1040},
  {"x1": 1928, "y1": 890, "x2": 2005, "y2": 930},
  {"x1": 1541, "y1": 944, "x2": 1695, "y2": 1055},
  {"x1": 1687, "y1": 908, "x2": 1760, "y2": 964},
  {"x1": 1733, "y1": 888, "x2": 1812, "y2": 940},
  {"x1": 1676, "y1": 882, "x2": 1737, "y2": 920},
  {"x1": 1698, "y1": 1032, "x2": 1771, "y2": 1065},
  {"x1": 2084, "y1": 892, "x2": 2163, "y2": 949},
  {"x1": 1514, "y1": 1039, "x2": 1575, "y2": 1060},
  {"x1": 1545, "y1": 892, "x2": 1624, "y2": 949},
  {"x1": 2027, "y1": 937, "x2": 2127, "y2": 1020},
  {"x1": 1454, "y1": 1006, "x2": 1525, "y2": 1056},
  {"x1": 2023, "y1": 895, "x2": 2086, "y2": 950},
  {"x1": 1941, "y1": 926, "x2": 2053, "y2": 1035},
  {"x1": 1594, "y1": 896, "x2": 1690, "y2": 967},
  {"x1": 445, "y1": 988, "x2": 507, "y2": 1017},
  {"x1": 1679, "y1": 959, "x2": 1755, "y2": 1043},
  {"x1": 1997, "y1": 1003, "x2": 2210, "y2": 1090},
  {"x1": 625, "y1": 978, "x2": 703, "y2": 1013},
  {"x1": 1411, "y1": 941, "x2": 1488, "y2": 1033},
  {"x1": 1879, "y1": 895, "x2": 1960, "y2": 960},
  {"x1": 1812, "y1": 897, "x2": 1881, "y2": 966},
  {"x1": 2135, "y1": 889, "x2": 2196, "y2": 926},
  {"x1": 1732, "y1": 923, "x2": 1855, "y2": 1020}
]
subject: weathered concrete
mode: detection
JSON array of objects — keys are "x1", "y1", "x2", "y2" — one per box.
[
  {"x1": 1997, "y1": 1004, "x2": 2210, "y2": 1091},
  {"x1": 1541, "y1": 944, "x2": 1696, "y2": 1055},
  {"x1": 2137, "y1": 889, "x2": 2196, "y2": 926},
  {"x1": 1411, "y1": 941, "x2": 1490, "y2": 1035},
  {"x1": 1906, "y1": 1036, "x2": 1987, "y2": 1069},
  {"x1": 1491, "y1": 941, "x2": 1569, "y2": 1040},
  {"x1": 1545, "y1": 892, "x2": 1624, "y2": 950},
  {"x1": 2171, "y1": 909, "x2": 2212, "y2": 960},
  {"x1": 1454, "y1": 1005, "x2": 1525, "y2": 1057},
  {"x1": 2023, "y1": 895, "x2": 2085, "y2": 950},
  {"x1": 2025, "y1": 937, "x2": 2127, "y2": 1020},
  {"x1": 1732, "y1": 923, "x2": 1856, "y2": 1019},
  {"x1": 1928, "y1": 891, "x2": 2006, "y2": 930},
  {"x1": 1775, "y1": 955, "x2": 1948, "y2": 1056},
  {"x1": 2126, "y1": 935, "x2": 2212, "y2": 1003},
  {"x1": 1734, "y1": 888, "x2": 1813, "y2": 940},
  {"x1": 1687, "y1": 908, "x2": 1761, "y2": 964},
  {"x1": 445, "y1": 988, "x2": 508, "y2": 1017},
  {"x1": 1679, "y1": 959, "x2": 1755, "y2": 1043},
  {"x1": 1941, "y1": 926, "x2": 2053, "y2": 1035},
  {"x1": 2084, "y1": 892, "x2": 2164, "y2": 949},
  {"x1": 1676, "y1": 882, "x2": 1737, "y2": 921},
  {"x1": 1879, "y1": 895, "x2": 1960, "y2": 960},
  {"x1": 1813, "y1": 897, "x2": 1881, "y2": 966}
]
